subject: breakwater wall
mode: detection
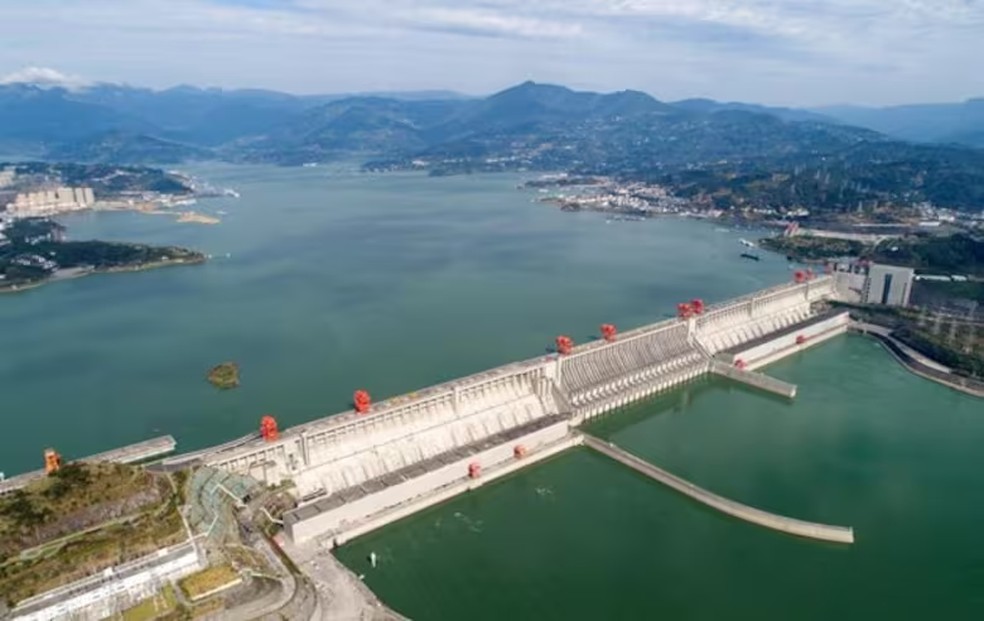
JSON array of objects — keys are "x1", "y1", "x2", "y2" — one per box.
[
  {"x1": 709, "y1": 361, "x2": 797, "y2": 398},
  {"x1": 851, "y1": 323, "x2": 984, "y2": 399},
  {"x1": 583, "y1": 436, "x2": 854, "y2": 544}
]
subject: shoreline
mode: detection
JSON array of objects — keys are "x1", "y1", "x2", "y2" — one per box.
[
  {"x1": 851, "y1": 324, "x2": 984, "y2": 398},
  {"x1": 0, "y1": 256, "x2": 207, "y2": 295}
]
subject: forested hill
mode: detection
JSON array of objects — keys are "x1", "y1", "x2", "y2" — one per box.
[{"x1": 4, "y1": 80, "x2": 984, "y2": 213}]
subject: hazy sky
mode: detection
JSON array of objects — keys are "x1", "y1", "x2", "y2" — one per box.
[{"x1": 0, "y1": 0, "x2": 981, "y2": 106}]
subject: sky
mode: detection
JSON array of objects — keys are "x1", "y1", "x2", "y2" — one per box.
[{"x1": 0, "y1": 0, "x2": 982, "y2": 106}]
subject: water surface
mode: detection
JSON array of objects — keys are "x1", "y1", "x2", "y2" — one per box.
[
  {"x1": 0, "y1": 164, "x2": 788, "y2": 474},
  {"x1": 337, "y1": 336, "x2": 984, "y2": 620}
]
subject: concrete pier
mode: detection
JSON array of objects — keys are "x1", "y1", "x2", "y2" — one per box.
[
  {"x1": 0, "y1": 435, "x2": 176, "y2": 496},
  {"x1": 583, "y1": 436, "x2": 855, "y2": 544},
  {"x1": 709, "y1": 360, "x2": 797, "y2": 399}
]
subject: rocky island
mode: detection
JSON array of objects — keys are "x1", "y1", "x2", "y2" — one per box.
[
  {"x1": 207, "y1": 362, "x2": 240, "y2": 389},
  {"x1": 0, "y1": 218, "x2": 205, "y2": 292}
]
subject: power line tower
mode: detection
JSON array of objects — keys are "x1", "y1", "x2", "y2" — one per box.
[{"x1": 948, "y1": 317, "x2": 959, "y2": 347}]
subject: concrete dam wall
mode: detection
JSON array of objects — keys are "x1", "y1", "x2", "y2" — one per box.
[{"x1": 196, "y1": 277, "x2": 844, "y2": 545}]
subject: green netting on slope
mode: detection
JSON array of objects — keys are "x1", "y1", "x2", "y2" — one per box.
[{"x1": 185, "y1": 466, "x2": 263, "y2": 544}]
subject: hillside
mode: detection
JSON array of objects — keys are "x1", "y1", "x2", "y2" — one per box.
[
  {"x1": 3, "y1": 78, "x2": 984, "y2": 216},
  {"x1": 818, "y1": 99, "x2": 984, "y2": 148}
]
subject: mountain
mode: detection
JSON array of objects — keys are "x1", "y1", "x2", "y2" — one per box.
[
  {"x1": 46, "y1": 131, "x2": 213, "y2": 164},
  {"x1": 816, "y1": 99, "x2": 984, "y2": 148},
  {"x1": 72, "y1": 84, "x2": 310, "y2": 145},
  {"x1": 672, "y1": 98, "x2": 833, "y2": 124},
  {"x1": 0, "y1": 84, "x2": 151, "y2": 147},
  {"x1": 2, "y1": 73, "x2": 984, "y2": 213},
  {"x1": 239, "y1": 81, "x2": 683, "y2": 162}
]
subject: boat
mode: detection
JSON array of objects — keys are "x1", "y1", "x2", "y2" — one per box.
[
  {"x1": 740, "y1": 252, "x2": 761, "y2": 261},
  {"x1": 739, "y1": 238, "x2": 757, "y2": 248}
]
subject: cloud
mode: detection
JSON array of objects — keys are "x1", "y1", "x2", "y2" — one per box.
[
  {"x1": 0, "y1": 0, "x2": 980, "y2": 105},
  {"x1": 0, "y1": 66, "x2": 90, "y2": 90}
]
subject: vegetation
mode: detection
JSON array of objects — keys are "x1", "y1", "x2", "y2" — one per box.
[
  {"x1": 117, "y1": 585, "x2": 178, "y2": 621},
  {"x1": 871, "y1": 233, "x2": 984, "y2": 275},
  {"x1": 760, "y1": 236, "x2": 867, "y2": 261},
  {"x1": 0, "y1": 161, "x2": 193, "y2": 195},
  {"x1": 839, "y1": 303, "x2": 984, "y2": 379},
  {"x1": 760, "y1": 233, "x2": 984, "y2": 275},
  {"x1": 178, "y1": 564, "x2": 241, "y2": 600},
  {"x1": 0, "y1": 464, "x2": 187, "y2": 607},
  {"x1": 0, "y1": 218, "x2": 205, "y2": 289},
  {"x1": 207, "y1": 362, "x2": 240, "y2": 389}
]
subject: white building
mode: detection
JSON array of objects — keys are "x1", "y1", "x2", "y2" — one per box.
[
  {"x1": 4, "y1": 186, "x2": 95, "y2": 217},
  {"x1": 862, "y1": 263, "x2": 915, "y2": 307}
]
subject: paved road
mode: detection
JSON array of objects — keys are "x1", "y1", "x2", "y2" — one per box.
[{"x1": 853, "y1": 322, "x2": 952, "y2": 373}]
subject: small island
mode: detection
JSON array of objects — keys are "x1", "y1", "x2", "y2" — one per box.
[
  {"x1": 0, "y1": 218, "x2": 205, "y2": 293},
  {"x1": 207, "y1": 362, "x2": 240, "y2": 389}
]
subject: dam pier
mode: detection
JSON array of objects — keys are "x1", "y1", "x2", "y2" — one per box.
[{"x1": 185, "y1": 274, "x2": 854, "y2": 546}]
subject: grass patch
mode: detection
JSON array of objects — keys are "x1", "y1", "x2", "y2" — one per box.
[
  {"x1": 0, "y1": 466, "x2": 186, "y2": 607},
  {"x1": 118, "y1": 584, "x2": 178, "y2": 621},
  {"x1": 178, "y1": 564, "x2": 240, "y2": 600},
  {"x1": 225, "y1": 546, "x2": 272, "y2": 575}
]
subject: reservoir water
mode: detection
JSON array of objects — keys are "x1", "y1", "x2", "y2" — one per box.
[
  {"x1": 0, "y1": 164, "x2": 789, "y2": 474},
  {"x1": 336, "y1": 336, "x2": 984, "y2": 620},
  {"x1": 2, "y1": 164, "x2": 980, "y2": 619}
]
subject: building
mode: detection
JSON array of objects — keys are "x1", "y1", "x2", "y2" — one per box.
[
  {"x1": 4, "y1": 186, "x2": 95, "y2": 217},
  {"x1": 862, "y1": 263, "x2": 914, "y2": 307},
  {"x1": 0, "y1": 167, "x2": 15, "y2": 189}
]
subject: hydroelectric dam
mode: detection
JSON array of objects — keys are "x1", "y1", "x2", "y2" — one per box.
[
  {"x1": 154, "y1": 273, "x2": 855, "y2": 547},
  {"x1": 9, "y1": 274, "x2": 855, "y2": 546}
]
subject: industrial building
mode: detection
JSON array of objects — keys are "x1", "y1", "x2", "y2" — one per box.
[{"x1": 862, "y1": 263, "x2": 915, "y2": 307}]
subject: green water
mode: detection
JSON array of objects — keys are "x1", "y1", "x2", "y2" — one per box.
[
  {"x1": 336, "y1": 336, "x2": 984, "y2": 620},
  {"x1": 0, "y1": 164, "x2": 791, "y2": 474}
]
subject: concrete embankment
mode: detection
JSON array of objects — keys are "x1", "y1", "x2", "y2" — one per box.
[
  {"x1": 851, "y1": 323, "x2": 984, "y2": 399},
  {"x1": 583, "y1": 436, "x2": 855, "y2": 544},
  {"x1": 709, "y1": 361, "x2": 797, "y2": 398}
]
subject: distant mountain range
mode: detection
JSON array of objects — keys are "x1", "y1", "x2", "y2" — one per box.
[
  {"x1": 2, "y1": 77, "x2": 984, "y2": 212},
  {"x1": 815, "y1": 100, "x2": 984, "y2": 148},
  {"x1": 2, "y1": 78, "x2": 982, "y2": 159}
]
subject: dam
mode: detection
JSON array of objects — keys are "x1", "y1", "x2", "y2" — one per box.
[{"x1": 181, "y1": 274, "x2": 852, "y2": 546}]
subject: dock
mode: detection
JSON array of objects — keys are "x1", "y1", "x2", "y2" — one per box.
[
  {"x1": 0, "y1": 435, "x2": 176, "y2": 495},
  {"x1": 583, "y1": 435, "x2": 854, "y2": 544},
  {"x1": 710, "y1": 360, "x2": 798, "y2": 398}
]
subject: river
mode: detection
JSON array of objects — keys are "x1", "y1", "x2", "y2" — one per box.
[
  {"x1": 0, "y1": 163, "x2": 788, "y2": 475},
  {"x1": 4, "y1": 164, "x2": 978, "y2": 619},
  {"x1": 336, "y1": 336, "x2": 984, "y2": 620}
]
